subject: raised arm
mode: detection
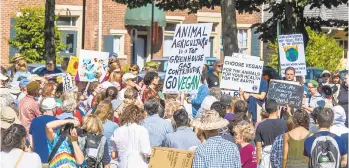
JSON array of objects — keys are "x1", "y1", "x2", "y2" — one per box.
[{"x1": 45, "y1": 119, "x2": 79, "y2": 142}]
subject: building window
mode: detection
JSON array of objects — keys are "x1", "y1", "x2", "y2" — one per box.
[
  {"x1": 113, "y1": 36, "x2": 121, "y2": 54},
  {"x1": 338, "y1": 40, "x2": 348, "y2": 59},
  {"x1": 238, "y1": 29, "x2": 248, "y2": 54},
  {"x1": 163, "y1": 22, "x2": 180, "y2": 57},
  {"x1": 59, "y1": 30, "x2": 77, "y2": 56},
  {"x1": 165, "y1": 23, "x2": 177, "y2": 32},
  {"x1": 57, "y1": 16, "x2": 77, "y2": 26},
  {"x1": 163, "y1": 36, "x2": 173, "y2": 57}
]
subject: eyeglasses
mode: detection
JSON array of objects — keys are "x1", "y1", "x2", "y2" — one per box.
[
  {"x1": 307, "y1": 86, "x2": 316, "y2": 88},
  {"x1": 217, "y1": 65, "x2": 223, "y2": 68},
  {"x1": 130, "y1": 69, "x2": 138, "y2": 72},
  {"x1": 323, "y1": 74, "x2": 330, "y2": 78},
  {"x1": 46, "y1": 63, "x2": 53, "y2": 66}
]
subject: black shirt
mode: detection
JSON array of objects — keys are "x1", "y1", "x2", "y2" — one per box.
[
  {"x1": 255, "y1": 119, "x2": 287, "y2": 146},
  {"x1": 207, "y1": 73, "x2": 219, "y2": 88}
]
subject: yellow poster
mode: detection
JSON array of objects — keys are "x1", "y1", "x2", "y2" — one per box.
[{"x1": 66, "y1": 56, "x2": 79, "y2": 75}]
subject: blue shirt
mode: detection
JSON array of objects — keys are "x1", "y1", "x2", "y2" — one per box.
[
  {"x1": 162, "y1": 126, "x2": 201, "y2": 150},
  {"x1": 103, "y1": 120, "x2": 118, "y2": 154},
  {"x1": 12, "y1": 71, "x2": 31, "y2": 82},
  {"x1": 48, "y1": 132, "x2": 78, "y2": 167},
  {"x1": 29, "y1": 115, "x2": 57, "y2": 163},
  {"x1": 270, "y1": 133, "x2": 284, "y2": 168},
  {"x1": 140, "y1": 114, "x2": 173, "y2": 147},
  {"x1": 37, "y1": 68, "x2": 62, "y2": 76},
  {"x1": 191, "y1": 84, "x2": 209, "y2": 117},
  {"x1": 192, "y1": 136, "x2": 241, "y2": 168},
  {"x1": 304, "y1": 131, "x2": 348, "y2": 157}
]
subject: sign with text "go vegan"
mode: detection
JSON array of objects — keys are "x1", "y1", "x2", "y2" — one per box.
[{"x1": 163, "y1": 23, "x2": 212, "y2": 94}]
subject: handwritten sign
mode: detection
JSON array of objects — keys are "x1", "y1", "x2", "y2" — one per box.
[
  {"x1": 278, "y1": 34, "x2": 306, "y2": 77},
  {"x1": 78, "y1": 50, "x2": 109, "y2": 82},
  {"x1": 163, "y1": 23, "x2": 212, "y2": 94},
  {"x1": 61, "y1": 73, "x2": 74, "y2": 92},
  {"x1": 220, "y1": 54, "x2": 264, "y2": 93},
  {"x1": 149, "y1": 147, "x2": 194, "y2": 168},
  {"x1": 66, "y1": 56, "x2": 79, "y2": 75},
  {"x1": 267, "y1": 79, "x2": 304, "y2": 108}
]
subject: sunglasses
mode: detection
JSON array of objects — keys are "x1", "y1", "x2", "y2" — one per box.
[
  {"x1": 217, "y1": 65, "x2": 223, "y2": 68},
  {"x1": 46, "y1": 63, "x2": 53, "y2": 66},
  {"x1": 323, "y1": 74, "x2": 330, "y2": 77},
  {"x1": 130, "y1": 69, "x2": 138, "y2": 72}
]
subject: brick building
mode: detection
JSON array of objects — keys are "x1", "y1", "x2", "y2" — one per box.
[{"x1": 1, "y1": 0, "x2": 261, "y2": 69}]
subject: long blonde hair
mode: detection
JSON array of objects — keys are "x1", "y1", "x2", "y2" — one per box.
[
  {"x1": 108, "y1": 62, "x2": 122, "y2": 83},
  {"x1": 17, "y1": 60, "x2": 27, "y2": 72},
  {"x1": 94, "y1": 100, "x2": 113, "y2": 122},
  {"x1": 82, "y1": 114, "x2": 103, "y2": 135}
]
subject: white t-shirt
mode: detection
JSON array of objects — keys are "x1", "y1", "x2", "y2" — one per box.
[
  {"x1": 0, "y1": 148, "x2": 41, "y2": 168},
  {"x1": 330, "y1": 125, "x2": 349, "y2": 136}
]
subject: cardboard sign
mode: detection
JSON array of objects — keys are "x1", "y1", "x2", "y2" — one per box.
[
  {"x1": 163, "y1": 23, "x2": 212, "y2": 94},
  {"x1": 267, "y1": 79, "x2": 304, "y2": 108},
  {"x1": 66, "y1": 56, "x2": 79, "y2": 75},
  {"x1": 148, "y1": 147, "x2": 194, "y2": 168},
  {"x1": 78, "y1": 50, "x2": 109, "y2": 82},
  {"x1": 62, "y1": 73, "x2": 75, "y2": 92},
  {"x1": 278, "y1": 34, "x2": 306, "y2": 77},
  {"x1": 220, "y1": 54, "x2": 264, "y2": 93}
]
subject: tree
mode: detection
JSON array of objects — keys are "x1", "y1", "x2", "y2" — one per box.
[
  {"x1": 268, "y1": 27, "x2": 343, "y2": 71},
  {"x1": 44, "y1": 0, "x2": 57, "y2": 65},
  {"x1": 8, "y1": 6, "x2": 64, "y2": 63},
  {"x1": 252, "y1": 0, "x2": 348, "y2": 49},
  {"x1": 112, "y1": 0, "x2": 258, "y2": 56}
]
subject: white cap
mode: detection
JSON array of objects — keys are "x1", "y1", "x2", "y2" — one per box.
[
  {"x1": 41, "y1": 98, "x2": 57, "y2": 110},
  {"x1": 101, "y1": 81, "x2": 114, "y2": 90},
  {"x1": 122, "y1": 73, "x2": 137, "y2": 84},
  {"x1": 0, "y1": 74, "x2": 8, "y2": 81}
]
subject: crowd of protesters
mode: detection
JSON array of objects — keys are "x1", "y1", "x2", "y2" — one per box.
[{"x1": 0, "y1": 53, "x2": 348, "y2": 168}]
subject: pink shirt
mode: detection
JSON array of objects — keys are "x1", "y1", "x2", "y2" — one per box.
[
  {"x1": 19, "y1": 95, "x2": 41, "y2": 132},
  {"x1": 240, "y1": 144, "x2": 258, "y2": 168}
]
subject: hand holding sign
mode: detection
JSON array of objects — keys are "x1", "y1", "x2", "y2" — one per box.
[{"x1": 267, "y1": 80, "x2": 304, "y2": 108}]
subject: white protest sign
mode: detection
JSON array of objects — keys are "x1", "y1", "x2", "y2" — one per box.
[
  {"x1": 163, "y1": 23, "x2": 212, "y2": 94},
  {"x1": 78, "y1": 50, "x2": 109, "y2": 82},
  {"x1": 278, "y1": 34, "x2": 306, "y2": 77},
  {"x1": 62, "y1": 73, "x2": 75, "y2": 92},
  {"x1": 220, "y1": 54, "x2": 264, "y2": 93}
]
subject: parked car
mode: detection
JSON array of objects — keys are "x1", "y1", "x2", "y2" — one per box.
[
  {"x1": 27, "y1": 64, "x2": 64, "y2": 75},
  {"x1": 305, "y1": 67, "x2": 324, "y2": 83}
]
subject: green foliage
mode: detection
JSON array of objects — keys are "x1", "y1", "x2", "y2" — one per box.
[
  {"x1": 8, "y1": 6, "x2": 65, "y2": 63},
  {"x1": 268, "y1": 27, "x2": 344, "y2": 71}
]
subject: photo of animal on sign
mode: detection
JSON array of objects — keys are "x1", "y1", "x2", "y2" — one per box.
[
  {"x1": 78, "y1": 50, "x2": 109, "y2": 82},
  {"x1": 163, "y1": 23, "x2": 212, "y2": 94},
  {"x1": 220, "y1": 54, "x2": 264, "y2": 93}
]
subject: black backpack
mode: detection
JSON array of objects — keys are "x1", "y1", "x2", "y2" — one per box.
[{"x1": 81, "y1": 134, "x2": 106, "y2": 168}]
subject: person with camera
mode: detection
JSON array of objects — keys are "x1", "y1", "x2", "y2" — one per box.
[{"x1": 46, "y1": 118, "x2": 84, "y2": 168}]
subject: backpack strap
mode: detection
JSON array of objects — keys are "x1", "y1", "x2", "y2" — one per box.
[{"x1": 47, "y1": 129, "x2": 69, "y2": 163}]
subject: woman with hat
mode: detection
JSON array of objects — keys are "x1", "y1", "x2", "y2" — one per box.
[
  {"x1": 7, "y1": 53, "x2": 25, "y2": 80},
  {"x1": 191, "y1": 110, "x2": 241, "y2": 168},
  {"x1": 12, "y1": 59, "x2": 31, "y2": 84}
]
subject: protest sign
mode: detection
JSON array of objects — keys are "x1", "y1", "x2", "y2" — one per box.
[
  {"x1": 278, "y1": 34, "x2": 306, "y2": 77},
  {"x1": 267, "y1": 79, "x2": 304, "y2": 108},
  {"x1": 66, "y1": 56, "x2": 79, "y2": 75},
  {"x1": 62, "y1": 73, "x2": 75, "y2": 92},
  {"x1": 149, "y1": 147, "x2": 194, "y2": 168},
  {"x1": 78, "y1": 50, "x2": 109, "y2": 82},
  {"x1": 163, "y1": 23, "x2": 212, "y2": 94},
  {"x1": 221, "y1": 89, "x2": 240, "y2": 97},
  {"x1": 220, "y1": 54, "x2": 264, "y2": 93}
]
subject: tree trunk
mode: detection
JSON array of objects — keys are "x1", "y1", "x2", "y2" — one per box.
[
  {"x1": 44, "y1": 0, "x2": 56, "y2": 65},
  {"x1": 220, "y1": 0, "x2": 239, "y2": 57}
]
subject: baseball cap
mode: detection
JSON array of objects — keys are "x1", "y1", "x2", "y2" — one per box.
[
  {"x1": 321, "y1": 70, "x2": 331, "y2": 77},
  {"x1": 19, "y1": 78, "x2": 31, "y2": 88},
  {"x1": 101, "y1": 81, "x2": 114, "y2": 90},
  {"x1": 109, "y1": 52, "x2": 118, "y2": 59},
  {"x1": 0, "y1": 106, "x2": 20, "y2": 129},
  {"x1": 0, "y1": 74, "x2": 8, "y2": 81},
  {"x1": 122, "y1": 73, "x2": 137, "y2": 84},
  {"x1": 220, "y1": 94, "x2": 233, "y2": 107},
  {"x1": 41, "y1": 97, "x2": 57, "y2": 110}
]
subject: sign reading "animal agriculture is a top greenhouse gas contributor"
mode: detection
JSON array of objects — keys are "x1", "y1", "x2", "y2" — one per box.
[{"x1": 163, "y1": 23, "x2": 212, "y2": 94}]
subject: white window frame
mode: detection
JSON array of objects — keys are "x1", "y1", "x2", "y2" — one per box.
[
  {"x1": 237, "y1": 24, "x2": 252, "y2": 55},
  {"x1": 337, "y1": 39, "x2": 348, "y2": 59},
  {"x1": 197, "y1": 12, "x2": 221, "y2": 58},
  {"x1": 55, "y1": 5, "x2": 83, "y2": 56},
  {"x1": 163, "y1": 16, "x2": 184, "y2": 57},
  {"x1": 110, "y1": 29, "x2": 127, "y2": 59}
]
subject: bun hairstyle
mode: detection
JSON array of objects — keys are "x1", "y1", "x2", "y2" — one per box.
[{"x1": 2, "y1": 124, "x2": 26, "y2": 152}]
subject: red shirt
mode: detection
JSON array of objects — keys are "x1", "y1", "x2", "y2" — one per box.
[
  {"x1": 19, "y1": 95, "x2": 41, "y2": 133},
  {"x1": 240, "y1": 144, "x2": 258, "y2": 168}
]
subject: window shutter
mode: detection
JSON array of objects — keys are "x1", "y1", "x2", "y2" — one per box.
[
  {"x1": 251, "y1": 28, "x2": 260, "y2": 57},
  {"x1": 9, "y1": 18, "x2": 19, "y2": 58},
  {"x1": 103, "y1": 35, "x2": 114, "y2": 53}
]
